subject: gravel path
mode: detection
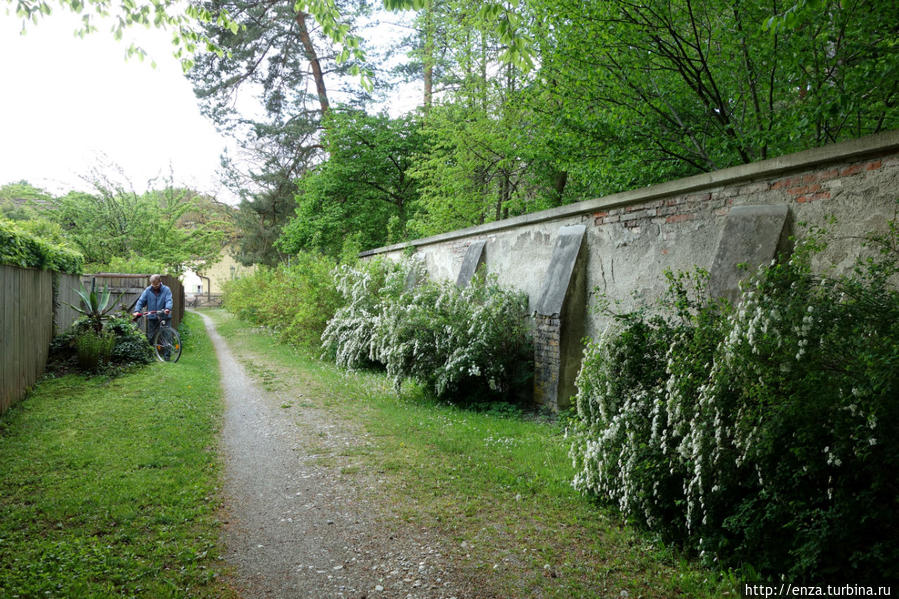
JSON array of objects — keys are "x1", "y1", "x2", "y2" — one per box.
[{"x1": 197, "y1": 312, "x2": 482, "y2": 599}]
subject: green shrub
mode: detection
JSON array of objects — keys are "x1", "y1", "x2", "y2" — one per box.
[
  {"x1": 222, "y1": 252, "x2": 343, "y2": 349},
  {"x1": 0, "y1": 218, "x2": 83, "y2": 274},
  {"x1": 569, "y1": 226, "x2": 899, "y2": 582},
  {"x1": 74, "y1": 331, "x2": 116, "y2": 372},
  {"x1": 105, "y1": 315, "x2": 155, "y2": 365},
  {"x1": 51, "y1": 315, "x2": 153, "y2": 372},
  {"x1": 323, "y1": 258, "x2": 533, "y2": 403}
]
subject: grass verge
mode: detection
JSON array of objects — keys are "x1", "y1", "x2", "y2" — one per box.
[
  {"x1": 209, "y1": 309, "x2": 740, "y2": 598},
  {"x1": 0, "y1": 312, "x2": 232, "y2": 598}
]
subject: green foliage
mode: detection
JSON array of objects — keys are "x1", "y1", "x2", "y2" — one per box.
[
  {"x1": 324, "y1": 259, "x2": 533, "y2": 403},
  {"x1": 48, "y1": 182, "x2": 228, "y2": 275},
  {"x1": 0, "y1": 181, "x2": 53, "y2": 220},
  {"x1": 85, "y1": 253, "x2": 170, "y2": 275},
  {"x1": 375, "y1": 272, "x2": 533, "y2": 401},
  {"x1": 68, "y1": 280, "x2": 122, "y2": 334},
  {"x1": 228, "y1": 186, "x2": 297, "y2": 267},
  {"x1": 74, "y1": 330, "x2": 116, "y2": 372},
  {"x1": 221, "y1": 252, "x2": 343, "y2": 349},
  {"x1": 105, "y1": 314, "x2": 155, "y2": 365},
  {"x1": 13, "y1": 217, "x2": 72, "y2": 247},
  {"x1": 400, "y1": 1, "x2": 568, "y2": 239},
  {"x1": 277, "y1": 109, "x2": 423, "y2": 257},
  {"x1": 569, "y1": 226, "x2": 899, "y2": 581},
  {"x1": 0, "y1": 218, "x2": 83, "y2": 274},
  {"x1": 51, "y1": 314, "x2": 154, "y2": 373},
  {"x1": 408, "y1": 94, "x2": 569, "y2": 238},
  {"x1": 532, "y1": 0, "x2": 899, "y2": 190}
]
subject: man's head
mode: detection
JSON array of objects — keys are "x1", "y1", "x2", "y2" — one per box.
[{"x1": 149, "y1": 274, "x2": 162, "y2": 291}]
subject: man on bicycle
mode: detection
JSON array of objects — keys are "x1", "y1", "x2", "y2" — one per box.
[{"x1": 133, "y1": 274, "x2": 173, "y2": 343}]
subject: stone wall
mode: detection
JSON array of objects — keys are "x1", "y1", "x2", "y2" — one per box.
[{"x1": 361, "y1": 131, "x2": 899, "y2": 408}]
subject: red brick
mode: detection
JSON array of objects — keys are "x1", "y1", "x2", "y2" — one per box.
[
  {"x1": 788, "y1": 183, "x2": 822, "y2": 196},
  {"x1": 770, "y1": 177, "x2": 796, "y2": 190},
  {"x1": 593, "y1": 211, "x2": 608, "y2": 219},
  {"x1": 866, "y1": 160, "x2": 883, "y2": 171},
  {"x1": 841, "y1": 164, "x2": 863, "y2": 176},
  {"x1": 666, "y1": 214, "x2": 693, "y2": 224},
  {"x1": 795, "y1": 191, "x2": 831, "y2": 204},
  {"x1": 666, "y1": 198, "x2": 681, "y2": 207}
]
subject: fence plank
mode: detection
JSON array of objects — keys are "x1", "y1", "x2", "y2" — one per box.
[
  {"x1": 0, "y1": 265, "x2": 54, "y2": 414},
  {"x1": 1, "y1": 267, "x2": 9, "y2": 411},
  {"x1": 54, "y1": 272, "x2": 83, "y2": 333}
]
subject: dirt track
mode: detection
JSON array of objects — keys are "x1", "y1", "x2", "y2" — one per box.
[{"x1": 196, "y1": 311, "x2": 483, "y2": 599}]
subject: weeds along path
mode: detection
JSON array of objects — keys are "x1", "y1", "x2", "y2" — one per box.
[{"x1": 195, "y1": 311, "x2": 477, "y2": 599}]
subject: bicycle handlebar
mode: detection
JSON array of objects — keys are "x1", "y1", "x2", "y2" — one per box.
[{"x1": 132, "y1": 309, "x2": 171, "y2": 321}]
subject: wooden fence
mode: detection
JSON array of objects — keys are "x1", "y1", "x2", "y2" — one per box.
[
  {"x1": 55, "y1": 272, "x2": 82, "y2": 334},
  {"x1": 2, "y1": 269, "x2": 185, "y2": 414},
  {"x1": 80, "y1": 274, "x2": 184, "y2": 330},
  {"x1": 1, "y1": 266, "x2": 54, "y2": 413}
]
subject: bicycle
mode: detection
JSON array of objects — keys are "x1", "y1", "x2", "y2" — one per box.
[{"x1": 133, "y1": 310, "x2": 182, "y2": 363}]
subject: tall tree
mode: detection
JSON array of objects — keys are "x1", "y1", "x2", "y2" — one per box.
[
  {"x1": 45, "y1": 172, "x2": 229, "y2": 273},
  {"x1": 278, "y1": 109, "x2": 422, "y2": 257},
  {"x1": 529, "y1": 0, "x2": 899, "y2": 193},
  {"x1": 401, "y1": 0, "x2": 566, "y2": 237},
  {"x1": 187, "y1": 0, "x2": 372, "y2": 265}
]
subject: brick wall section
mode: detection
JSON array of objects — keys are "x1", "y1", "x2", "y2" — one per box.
[
  {"x1": 592, "y1": 156, "x2": 893, "y2": 232},
  {"x1": 533, "y1": 315, "x2": 561, "y2": 408}
]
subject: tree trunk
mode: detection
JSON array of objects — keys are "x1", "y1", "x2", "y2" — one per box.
[
  {"x1": 295, "y1": 12, "x2": 330, "y2": 115},
  {"x1": 423, "y1": 0, "x2": 434, "y2": 111},
  {"x1": 551, "y1": 170, "x2": 568, "y2": 206}
]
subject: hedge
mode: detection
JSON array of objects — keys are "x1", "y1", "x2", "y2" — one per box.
[{"x1": 0, "y1": 219, "x2": 83, "y2": 274}]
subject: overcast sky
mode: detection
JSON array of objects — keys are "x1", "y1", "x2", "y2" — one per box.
[
  {"x1": 0, "y1": 8, "x2": 420, "y2": 206},
  {"x1": 0, "y1": 9, "x2": 242, "y2": 201}
]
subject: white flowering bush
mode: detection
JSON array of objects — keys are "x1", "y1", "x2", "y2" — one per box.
[
  {"x1": 323, "y1": 260, "x2": 532, "y2": 403},
  {"x1": 321, "y1": 257, "x2": 422, "y2": 369},
  {"x1": 570, "y1": 271, "x2": 729, "y2": 542},
  {"x1": 372, "y1": 272, "x2": 533, "y2": 402},
  {"x1": 570, "y1": 223, "x2": 899, "y2": 582}
]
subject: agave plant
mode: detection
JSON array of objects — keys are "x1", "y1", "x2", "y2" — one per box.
[{"x1": 69, "y1": 279, "x2": 123, "y2": 334}]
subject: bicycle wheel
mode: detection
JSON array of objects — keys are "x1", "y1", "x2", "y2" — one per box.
[{"x1": 153, "y1": 326, "x2": 182, "y2": 363}]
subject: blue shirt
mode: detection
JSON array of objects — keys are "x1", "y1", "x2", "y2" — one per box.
[{"x1": 135, "y1": 284, "x2": 173, "y2": 319}]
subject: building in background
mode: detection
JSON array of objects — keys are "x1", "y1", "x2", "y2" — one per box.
[{"x1": 182, "y1": 246, "x2": 255, "y2": 306}]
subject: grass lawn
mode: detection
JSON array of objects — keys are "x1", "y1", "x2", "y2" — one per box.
[
  {"x1": 0, "y1": 312, "x2": 233, "y2": 598},
  {"x1": 209, "y1": 309, "x2": 740, "y2": 598}
]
